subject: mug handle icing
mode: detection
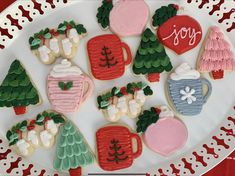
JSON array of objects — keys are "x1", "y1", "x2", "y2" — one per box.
[
  {"x1": 201, "y1": 78, "x2": 212, "y2": 104},
  {"x1": 81, "y1": 76, "x2": 94, "y2": 103},
  {"x1": 130, "y1": 133, "x2": 142, "y2": 159},
  {"x1": 121, "y1": 42, "x2": 132, "y2": 66}
]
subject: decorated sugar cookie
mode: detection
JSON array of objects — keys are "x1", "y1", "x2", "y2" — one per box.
[
  {"x1": 96, "y1": 125, "x2": 142, "y2": 171},
  {"x1": 198, "y1": 26, "x2": 235, "y2": 80},
  {"x1": 47, "y1": 59, "x2": 93, "y2": 113},
  {"x1": 167, "y1": 63, "x2": 212, "y2": 116},
  {"x1": 132, "y1": 28, "x2": 173, "y2": 82},
  {"x1": 29, "y1": 20, "x2": 87, "y2": 64},
  {"x1": 97, "y1": 0, "x2": 113, "y2": 30},
  {"x1": 97, "y1": 82, "x2": 153, "y2": 122},
  {"x1": 0, "y1": 60, "x2": 40, "y2": 115},
  {"x1": 6, "y1": 110, "x2": 65, "y2": 156},
  {"x1": 136, "y1": 106, "x2": 188, "y2": 156},
  {"x1": 87, "y1": 34, "x2": 132, "y2": 80},
  {"x1": 152, "y1": 4, "x2": 202, "y2": 55},
  {"x1": 54, "y1": 121, "x2": 94, "y2": 176}
]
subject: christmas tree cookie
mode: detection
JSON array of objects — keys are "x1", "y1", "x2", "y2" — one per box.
[
  {"x1": 0, "y1": 60, "x2": 40, "y2": 115},
  {"x1": 6, "y1": 110, "x2": 65, "y2": 156},
  {"x1": 132, "y1": 28, "x2": 173, "y2": 82},
  {"x1": 29, "y1": 20, "x2": 87, "y2": 64},
  {"x1": 97, "y1": 82, "x2": 153, "y2": 122},
  {"x1": 136, "y1": 106, "x2": 188, "y2": 156},
  {"x1": 152, "y1": 4, "x2": 202, "y2": 55},
  {"x1": 198, "y1": 26, "x2": 235, "y2": 80},
  {"x1": 54, "y1": 121, "x2": 94, "y2": 176},
  {"x1": 96, "y1": 125, "x2": 142, "y2": 171},
  {"x1": 97, "y1": 0, "x2": 113, "y2": 30}
]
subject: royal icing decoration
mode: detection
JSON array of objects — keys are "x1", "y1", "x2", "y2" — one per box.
[
  {"x1": 87, "y1": 34, "x2": 132, "y2": 80},
  {"x1": 153, "y1": 4, "x2": 202, "y2": 55},
  {"x1": 6, "y1": 111, "x2": 65, "y2": 156},
  {"x1": 97, "y1": 0, "x2": 113, "y2": 30},
  {"x1": 109, "y1": 0, "x2": 149, "y2": 37},
  {"x1": 29, "y1": 20, "x2": 87, "y2": 64},
  {"x1": 96, "y1": 125, "x2": 142, "y2": 171},
  {"x1": 132, "y1": 28, "x2": 173, "y2": 82},
  {"x1": 198, "y1": 26, "x2": 235, "y2": 80},
  {"x1": 168, "y1": 63, "x2": 212, "y2": 116},
  {"x1": 54, "y1": 121, "x2": 94, "y2": 176},
  {"x1": 137, "y1": 106, "x2": 188, "y2": 156},
  {"x1": 0, "y1": 60, "x2": 40, "y2": 115},
  {"x1": 97, "y1": 82, "x2": 153, "y2": 122},
  {"x1": 47, "y1": 59, "x2": 93, "y2": 113}
]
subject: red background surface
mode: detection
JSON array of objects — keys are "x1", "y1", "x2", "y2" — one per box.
[{"x1": 0, "y1": 1, "x2": 234, "y2": 176}]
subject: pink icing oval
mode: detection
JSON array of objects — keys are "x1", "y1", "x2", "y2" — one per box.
[
  {"x1": 143, "y1": 117, "x2": 188, "y2": 156},
  {"x1": 109, "y1": 0, "x2": 149, "y2": 37}
]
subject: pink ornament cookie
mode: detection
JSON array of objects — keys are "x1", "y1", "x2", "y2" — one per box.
[
  {"x1": 198, "y1": 26, "x2": 235, "y2": 80},
  {"x1": 136, "y1": 106, "x2": 188, "y2": 156},
  {"x1": 109, "y1": 0, "x2": 149, "y2": 37},
  {"x1": 47, "y1": 59, "x2": 93, "y2": 113}
]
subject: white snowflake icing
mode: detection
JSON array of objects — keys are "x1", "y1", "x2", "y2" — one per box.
[{"x1": 180, "y1": 86, "x2": 197, "y2": 104}]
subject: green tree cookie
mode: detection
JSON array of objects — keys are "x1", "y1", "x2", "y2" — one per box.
[{"x1": 132, "y1": 28, "x2": 173, "y2": 82}]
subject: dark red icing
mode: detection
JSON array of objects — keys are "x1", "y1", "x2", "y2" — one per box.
[
  {"x1": 6, "y1": 15, "x2": 22, "y2": 30},
  {"x1": 46, "y1": 0, "x2": 55, "y2": 8},
  {"x1": 209, "y1": 0, "x2": 225, "y2": 15},
  {"x1": 203, "y1": 144, "x2": 218, "y2": 158},
  {"x1": 18, "y1": 5, "x2": 32, "y2": 22},
  {"x1": 182, "y1": 158, "x2": 195, "y2": 174},
  {"x1": 0, "y1": 149, "x2": 11, "y2": 160},
  {"x1": 170, "y1": 164, "x2": 180, "y2": 175},
  {"x1": 218, "y1": 8, "x2": 235, "y2": 23},
  {"x1": 96, "y1": 125, "x2": 142, "y2": 171},
  {"x1": 38, "y1": 169, "x2": 46, "y2": 176},
  {"x1": 198, "y1": 0, "x2": 209, "y2": 9},
  {"x1": 220, "y1": 127, "x2": 235, "y2": 137},
  {"x1": 87, "y1": 34, "x2": 132, "y2": 80},
  {"x1": 22, "y1": 164, "x2": 33, "y2": 176},
  {"x1": 227, "y1": 22, "x2": 235, "y2": 32},
  {"x1": 6, "y1": 157, "x2": 22, "y2": 173},
  {"x1": 0, "y1": 27, "x2": 13, "y2": 39},
  {"x1": 212, "y1": 136, "x2": 229, "y2": 149},
  {"x1": 32, "y1": 0, "x2": 43, "y2": 14},
  {"x1": 158, "y1": 169, "x2": 167, "y2": 176},
  {"x1": 157, "y1": 15, "x2": 202, "y2": 55},
  {"x1": 193, "y1": 152, "x2": 207, "y2": 167}
]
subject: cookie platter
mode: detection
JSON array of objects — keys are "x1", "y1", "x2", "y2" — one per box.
[{"x1": 0, "y1": 0, "x2": 235, "y2": 175}]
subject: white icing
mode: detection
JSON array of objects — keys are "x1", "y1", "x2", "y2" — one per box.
[
  {"x1": 128, "y1": 100, "x2": 140, "y2": 116},
  {"x1": 116, "y1": 97, "x2": 128, "y2": 113},
  {"x1": 134, "y1": 90, "x2": 146, "y2": 104},
  {"x1": 46, "y1": 120, "x2": 58, "y2": 135},
  {"x1": 159, "y1": 106, "x2": 174, "y2": 118},
  {"x1": 170, "y1": 63, "x2": 200, "y2": 80},
  {"x1": 38, "y1": 45, "x2": 51, "y2": 62},
  {"x1": 49, "y1": 38, "x2": 60, "y2": 54},
  {"x1": 16, "y1": 139, "x2": 30, "y2": 156},
  {"x1": 27, "y1": 130, "x2": 39, "y2": 146},
  {"x1": 62, "y1": 38, "x2": 72, "y2": 56},
  {"x1": 68, "y1": 28, "x2": 80, "y2": 44},
  {"x1": 50, "y1": 59, "x2": 82, "y2": 77},
  {"x1": 180, "y1": 86, "x2": 197, "y2": 104},
  {"x1": 107, "y1": 105, "x2": 118, "y2": 121},
  {"x1": 162, "y1": 25, "x2": 201, "y2": 46},
  {"x1": 40, "y1": 130, "x2": 53, "y2": 147}
]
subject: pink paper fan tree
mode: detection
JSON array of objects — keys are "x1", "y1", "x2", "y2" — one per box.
[{"x1": 198, "y1": 26, "x2": 235, "y2": 80}]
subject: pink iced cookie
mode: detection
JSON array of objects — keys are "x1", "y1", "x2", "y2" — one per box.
[
  {"x1": 109, "y1": 0, "x2": 149, "y2": 37},
  {"x1": 137, "y1": 106, "x2": 188, "y2": 156}
]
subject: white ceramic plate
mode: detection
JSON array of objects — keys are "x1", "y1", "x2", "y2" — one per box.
[{"x1": 0, "y1": 0, "x2": 235, "y2": 175}]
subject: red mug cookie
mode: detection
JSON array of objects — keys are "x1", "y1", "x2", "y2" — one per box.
[
  {"x1": 96, "y1": 125, "x2": 142, "y2": 171},
  {"x1": 87, "y1": 34, "x2": 132, "y2": 80}
]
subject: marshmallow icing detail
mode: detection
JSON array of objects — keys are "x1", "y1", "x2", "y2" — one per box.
[
  {"x1": 170, "y1": 63, "x2": 200, "y2": 81},
  {"x1": 50, "y1": 59, "x2": 82, "y2": 77}
]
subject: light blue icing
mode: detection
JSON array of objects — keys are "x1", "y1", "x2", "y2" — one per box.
[{"x1": 168, "y1": 78, "x2": 212, "y2": 116}]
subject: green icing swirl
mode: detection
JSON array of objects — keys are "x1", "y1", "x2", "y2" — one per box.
[
  {"x1": 96, "y1": 0, "x2": 113, "y2": 29},
  {"x1": 152, "y1": 4, "x2": 178, "y2": 27},
  {"x1": 54, "y1": 121, "x2": 94, "y2": 171},
  {"x1": 0, "y1": 60, "x2": 39, "y2": 108},
  {"x1": 133, "y1": 28, "x2": 173, "y2": 75}
]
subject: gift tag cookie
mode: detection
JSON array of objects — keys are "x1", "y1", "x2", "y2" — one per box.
[
  {"x1": 29, "y1": 20, "x2": 87, "y2": 64},
  {"x1": 152, "y1": 4, "x2": 202, "y2": 55},
  {"x1": 6, "y1": 110, "x2": 65, "y2": 156},
  {"x1": 0, "y1": 60, "x2": 41, "y2": 115},
  {"x1": 198, "y1": 26, "x2": 235, "y2": 80},
  {"x1": 47, "y1": 59, "x2": 93, "y2": 113},
  {"x1": 167, "y1": 63, "x2": 212, "y2": 116},
  {"x1": 132, "y1": 28, "x2": 173, "y2": 82},
  {"x1": 97, "y1": 82, "x2": 153, "y2": 122},
  {"x1": 54, "y1": 121, "x2": 94, "y2": 176},
  {"x1": 87, "y1": 34, "x2": 132, "y2": 80},
  {"x1": 136, "y1": 106, "x2": 188, "y2": 156},
  {"x1": 96, "y1": 125, "x2": 142, "y2": 171}
]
